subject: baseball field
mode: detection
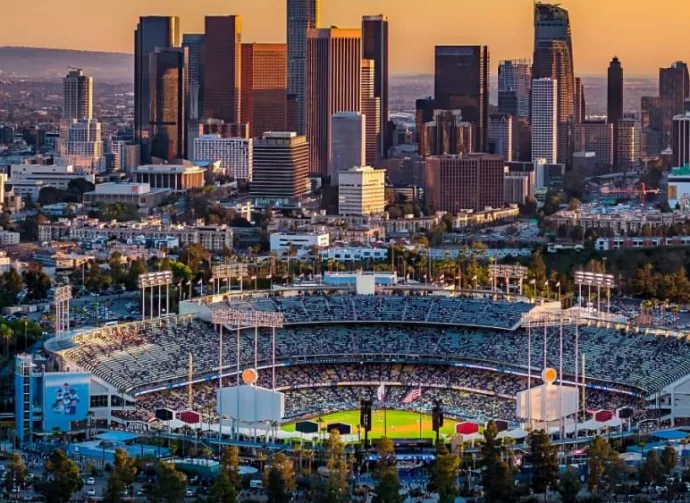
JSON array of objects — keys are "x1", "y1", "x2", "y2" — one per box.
[{"x1": 281, "y1": 409, "x2": 459, "y2": 440}]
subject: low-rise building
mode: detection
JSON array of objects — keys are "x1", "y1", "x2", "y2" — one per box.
[
  {"x1": 0, "y1": 230, "x2": 20, "y2": 245},
  {"x1": 269, "y1": 232, "x2": 329, "y2": 255},
  {"x1": 132, "y1": 164, "x2": 206, "y2": 191},
  {"x1": 338, "y1": 166, "x2": 386, "y2": 216},
  {"x1": 83, "y1": 183, "x2": 170, "y2": 208},
  {"x1": 320, "y1": 243, "x2": 389, "y2": 262},
  {"x1": 8, "y1": 163, "x2": 95, "y2": 200},
  {"x1": 545, "y1": 205, "x2": 690, "y2": 235}
]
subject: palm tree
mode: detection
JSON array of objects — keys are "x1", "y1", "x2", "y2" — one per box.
[
  {"x1": 303, "y1": 449, "x2": 315, "y2": 474},
  {"x1": 257, "y1": 450, "x2": 267, "y2": 472}
]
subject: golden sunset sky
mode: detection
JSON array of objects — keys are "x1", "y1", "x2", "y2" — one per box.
[{"x1": 1, "y1": 0, "x2": 686, "y2": 75}]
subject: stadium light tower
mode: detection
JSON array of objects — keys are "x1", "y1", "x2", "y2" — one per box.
[
  {"x1": 54, "y1": 285, "x2": 72, "y2": 338},
  {"x1": 137, "y1": 271, "x2": 173, "y2": 321},
  {"x1": 212, "y1": 263, "x2": 249, "y2": 294},
  {"x1": 488, "y1": 264, "x2": 528, "y2": 295},
  {"x1": 573, "y1": 270, "x2": 615, "y2": 315}
]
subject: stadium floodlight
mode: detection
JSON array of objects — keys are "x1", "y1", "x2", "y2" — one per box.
[
  {"x1": 488, "y1": 264, "x2": 528, "y2": 295},
  {"x1": 520, "y1": 309, "x2": 579, "y2": 327},
  {"x1": 137, "y1": 271, "x2": 173, "y2": 321},
  {"x1": 212, "y1": 263, "x2": 250, "y2": 294},
  {"x1": 53, "y1": 285, "x2": 72, "y2": 338},
  {"x1": 573, "y1": 270, "x2": 615, "y2": 315},
  {"x1": 54, "y1": 285, "x2": 72, "y2": 302}
]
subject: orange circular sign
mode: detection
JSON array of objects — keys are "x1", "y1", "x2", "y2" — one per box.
[
  {"x1": 242, "y1": 368, "x2": 258, "y2": 385},
  {"x1": 541, "y1": 367, "x2": 557, "y2": 384}
]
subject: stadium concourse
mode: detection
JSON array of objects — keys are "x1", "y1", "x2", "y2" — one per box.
[{"x1": 45, "y1": 290, "x2": 690, "y2": 435}]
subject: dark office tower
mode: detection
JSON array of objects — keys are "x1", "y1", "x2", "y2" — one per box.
[
  {"x1": 134, "y1": 16, "x2": 180, "y2": 149},
  {"x1": 63, "y1": 69, "x2": 93, "y2": 120},
  {"x1": 434, "y1": 46, "x2": 490, "y2": 152},
  {"x1": 420, "y1": 110, "x2": 473, "y2": 157},
  {"x1": 306, "y1": 28, "x2": 361, "y2": 178},
  {"x1": 362, "y1": 15, "x2": 389, "y2": 159},
  {"x1": 415, "y1": 97, "x2": 435, "y2": 146},
  {"x1": 498, "y1": 59, "x2": 531, "y2": 119},
  {"x1": 182, "y1": 34, "x2": 205, "y2": 122},
  {"x1": 241, "y1": 43, "x2": 288, "y2": 137},
  {"x1": 608, "y1": 57, "x2": 623, "y2": 164},
  {"x1": 574, "y1": 77, "x2": 586, "y2": 124},
  {"x1": 251, "y1": 132, "x2": 309, "y2": 203},
  {"x1": 660, "y1": 61, "x2": 690, "y2": 146},
  {"x1": 287, "y1": 0, "x2": 320, "y2": 135},
  {"x1": 360, "y1": 59, "x2": 381, "y2": 167},
  {"x1": 533, "y1": 3, "x2": 575, "y2": 165},
  {"x1": 149, "y1": 47, "x2": 187, "y2": 161},
  {"x1": 204, "y1": 16, "x2": 242, "y2": 123}
]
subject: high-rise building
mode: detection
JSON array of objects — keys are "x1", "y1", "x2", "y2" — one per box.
[
  {"x1": 504, "y1": 172, "x2": 531, "y2": 205},
  {"x1": 149, "y1": 47, "x2": 187, "y2": 161},
  {"x1": 420, "y1": 110, "x2": 473, "y2": 157},
  {"x1": 331, "y1": 112, "x2": 365, "y2": 179},
  {"x1": 672, "y1": 112, "x2": 690, "y2": 167},
  {"x1": 134, "y1": 16, "x2": 180, "y2": 148},
  {"x1": 574, "y1": 77, "x2": 586, "y2": 124},
  {"x1": 575, "y1": 120, "x2": 614, "y2": 169},
  {"x1": 57, "y1": 119, "x2": 104, "y2": 173},
  {"x1": 617, "y1": 117, "x2": 640, "y2": 169},
  {"x1": 193, "y1": 134, "x2": 253, "y2": 180},
  {"x1": 241, "y1": 43, "x2": 288, "y2": 138},
  {"x1": 531, "y1": 78, "x2": 558, "y2": 164},
  {"x1": 338, "y1": 165, "x2": 385, "y2": 216},
  {"x1": 204, "y1": 16, "x2": 242, "y2": 123},
  {"x1": 434, "y1": 45, "x2": 489, "y2": 152},
  {"x1": 250, "y1": 132, "x2": 309, "y2": 203},
  {"x1": 182, "y1": 34, "x2": 205, "y2": 122},
  {"x1": 287, "y1": 0, "x2": 320, "y2": 135},
  {"x1": 360, "y1": 59, "x2": 381, "y2": 167},
  {"x1": 533, "y1": 3, "x2": 575, "y2": 165},
  {"x1": 641, "y1": 95, "x2": 664, "y2": 159},
  {"x1": 63, "y1": 69, "x2": 93, "y2": 121},
  {"x1": 489, "y1": 113, "x2": 513, "y2": 162},
  {"x1": 497, "y1": 59, "x2": 531, "y2": 119},
  {"x1": 198, "y1": 119, "x2": 249, "y2": 139},
  {"x1": 306, "y1": 28, "x2": 361, "y2": 178},
  {"x1": 608, "y1": 57, "x2": 623, "y2": 165},
  {"x1": 660, "y1": 61, "x2": 690, "y2": 146},
  {"x1": 424, "y1": 153, "x2": 504, "y2": 213},
  {"x1": 362, "y1": 15, "x2": 388, "y2": 159},
  {"x1": 415, "y1": 97, "x2": 436, "y2": 146}
]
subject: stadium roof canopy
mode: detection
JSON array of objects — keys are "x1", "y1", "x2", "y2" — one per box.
[
  {"x1": 652, "y1": 429, "x2": 689, "y2": 441},
  {"x1": 93, "y1": 431, "x2": 141, "y2": 443}
]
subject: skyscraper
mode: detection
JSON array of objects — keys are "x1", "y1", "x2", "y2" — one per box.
[
  {"x1": 576, "y1": 120, "x2": 614, "y2": 169},
  {"x1": 434, "y1": 45, "x2": 489, "y2": 152},
  {"x1": 250, "y1": 132, "x2": 309, "y2": 203},
  {"x1": 489, "y1": 113, "x2": 513, "y2": 162},
  {"x1": 134, "y1": 16, "x2": 180, "y2": 148},
  {"x1": 360, "y1": 59, "x2": 381, "y2": 167},
  {"x1": 672, "y1": 112, "x2": 690, "y2": 168},
  {"x1": 63, "y1": 69, "x2": 93, "y2": 121},
  {"x1": 533, "y1": 3, "x2": 575, "y2": 165},
  {"x1": 531, "y1": 78, "x2": 558, "y2": 164},
  {"x1": 497, "y1": 59, "x2": 531, "y2": 119},
  {"x1": 241, "y1": 43, "x2": 288, "y2": 137},
  {"x1": 149, "y1": 47, "x2": 187, "y2": 161},
  {"x1": 306, "y1": 28, "x2": 361, "y2": 178},
  {"x1": 287, "y1": 0, "x2": 320, "y2": 135},
  {"x1": 420, "y1": 110, "x2": 473, "y2": 157},
  {"x1": 362, "y1": 15, "x2": 388, "y2": 159},
  {"x1": 660, "y1": 61, "x2": 690, "y2": 146},
  {"x1": 608, "y1": 57, "x2": 623, "y2": 165},
  {"x1": 331, "y1": 111, "x2": 365, "y2": 178},
  {"x1": 618, "y1": 117, "x2": 640, "y2": 170},
  {"x1": 574, "y1": 77, "x2": 586, "y2": 124},
  {"x1": 182, "y1": 34, "x2": 205, "y2": 122},
  {"x1": 204, "y1": 15, "x2": 242, "y2": 123}
]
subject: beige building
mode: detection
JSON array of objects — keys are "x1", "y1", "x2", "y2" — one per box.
[
  {"x1": 132, "y1": 164, "x2": 206, "y2": 191},
  {"x1": 338, "y1": 166, "x2": 385, "y2": 216}
]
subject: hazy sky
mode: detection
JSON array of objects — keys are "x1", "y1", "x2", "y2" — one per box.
[{"x1": 1, "y1": 0, "x2": 687, "y2": 76}]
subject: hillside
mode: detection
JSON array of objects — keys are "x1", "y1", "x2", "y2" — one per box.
[{"x1": 0, "y1": 47, "x2": 132, "y2": 82}]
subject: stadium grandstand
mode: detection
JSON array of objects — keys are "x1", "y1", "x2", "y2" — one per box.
[{"x1": 41, "y1": 288, "x2": 690, "y2": 433}]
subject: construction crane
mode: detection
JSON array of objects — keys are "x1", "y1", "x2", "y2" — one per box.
[{"x1": 599, "y1": 182, "x2": 660, "y2": 204}]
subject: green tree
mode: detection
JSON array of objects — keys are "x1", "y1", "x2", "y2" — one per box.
[
  {"x1": 220, "y1": 446, "x2": 242, "y2": 490},
  {"x1": 661, "y1": 445, "x2": 678, "y2": 476},
  {"x1": 586, "y1": 436, "x2": 616, "y2": 495},
  {"x1": 319, "y1": 429, "x2": 350, "y2": 503},
  {"x1": 23, "y1": 263, "x2": 51, "y2": 301},
  {"x1": 147, "y1": 462, "x2": 186, "y2": 503},
  {"x1": 179, "y1": 243, "x2": 209, "y2": 274},
  {"x1": 430, "y1": 443, "x2": 459, "y2": 503},
  {"x1": 34, "y1": 449, "x2": 84, "y2": 503},
  {"x1": 207, "y1": 473, "x2": 237, "y2": 503},
  {"x1": 640, "y1": 449, "x2": 663, "y2": 487},
  {"x1": 104, "y1": 448, "x2": 138, "y2": 502},
  {"x1": 0, "y1": 268, "x2": 23, "y2": 307},
  {"x1": 2, "y1": 452, "x2": 27, "y2": 495},
  {"x1": 373, "y1": 438, "x2": 402, "y2": 503},
  {"x1": 126, "y1": 259, "x2": 147, "y2": 291},
  {"x1": 482, "y1": 421, "x2": 513, "y2": 503},
  {"x1": 265, "y1": 452, "x2": 296, "y2": 503},
  {"x1": 109, "y1": 252, "x2": 126, "y2": 286},
  {"x1": 169, "y1": 260, "x2": 193, "y2": 283},
  {"x1": 558, "y1": 468, "x2": 582, "y2": 503},
  {"x1": 529, "y1": 430, "x2": 559, "y2": 498}
]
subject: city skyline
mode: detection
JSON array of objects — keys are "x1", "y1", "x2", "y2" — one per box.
[{"x1": 3, "y1": 0, "x2": 690, "y2": 76}]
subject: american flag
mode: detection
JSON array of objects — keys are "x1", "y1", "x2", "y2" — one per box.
[{"x1": 402, "y1": 386, "x2": 423, "y2": 404}]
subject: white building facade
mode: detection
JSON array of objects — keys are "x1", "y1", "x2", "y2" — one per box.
[
  {"x1": 338, "y1": 166, "x2": 385, "y2": 216},
  {"x1": 193, "y1": 134, "x2": 253, "y2": 181},
  {"x1": 531, "y1": 78, "x2": 558, "y2": 164}
]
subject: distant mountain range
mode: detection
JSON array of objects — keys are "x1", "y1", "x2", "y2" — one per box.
[{"x1": 0, "y1": 47, "x2": 133, "y2": 82}]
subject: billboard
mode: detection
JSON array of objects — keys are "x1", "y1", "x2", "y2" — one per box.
[
  {"x1": 516, "y1": 383, "x2": 578, "y2": 422},
  {"x1": 217, "y1": 385, "x2": 284, "y2": 423},
  {"x1": 43, "y1": 372, "x2": 90, "y2": 432}
]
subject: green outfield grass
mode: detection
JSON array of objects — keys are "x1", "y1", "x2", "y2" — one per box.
[{"x1": 282, "y1": 409, "x2": 459, "y2": 440}]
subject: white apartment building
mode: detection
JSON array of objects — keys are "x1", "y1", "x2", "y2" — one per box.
[
  {"x1": 331, "y1": 112, "x2": 365, "y2": 182},
  {"x1": 489, "y1": 114, "x2": 513, "y2": 162},
  {"x1": 338, "y1": 166, "x2": 386, "y2": 216},
  {"x1": 8, "y1": 164, "x2": 95, "y2": 200},
  {"x1": 0, "y1": 230, "x2": 20, "y2": 245},
  {"x1": 193, "y1": 134, "x2": 253, "y2": 181},
  {"x1": 531, "y1": 78, "x2": 558, "y2": 164},
  {"x1": 56, "y1": 119, "x2": 104, "y2": 173},
  {"x1": 269, "y1": 232, "x2": 329, "y2": 255}
]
